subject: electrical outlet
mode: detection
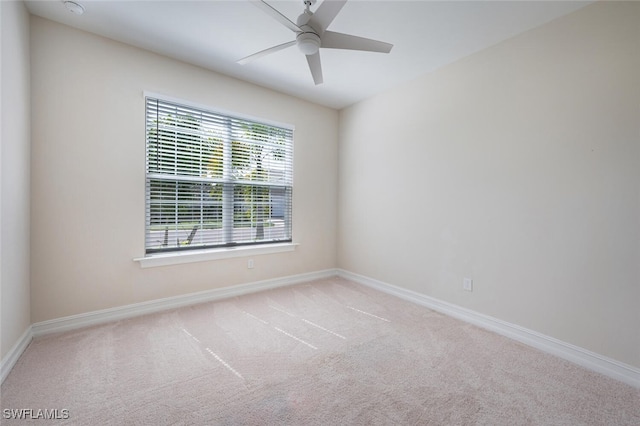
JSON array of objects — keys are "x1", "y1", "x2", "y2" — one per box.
[
  {"x1": 463, "y1": 278, "x2": 473, "y2": 292},
  {"x1": 248, "y1": 259, "x2": 254, "y2": 269}
]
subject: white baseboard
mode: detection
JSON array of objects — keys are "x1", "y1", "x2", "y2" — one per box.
[
  {"x1": 2, "y1": 269, "x2": 335, "y2": 384},
  {"x1": 31, "y1": 269, "x2": 336, "y2": 338},
  {"x1": 1, "y1": 326, "x2": 33, "y2": 384},
  {"x1": 5, "y1": 268, "x2": 638, "y2": 390},
  {"x1": 337, "y1": 269, "x2": 640, "y2": 389}
]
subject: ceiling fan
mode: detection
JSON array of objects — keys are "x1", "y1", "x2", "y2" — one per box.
[{"x1": 239, "y1": 0, "x2": 393, "y2": 85}]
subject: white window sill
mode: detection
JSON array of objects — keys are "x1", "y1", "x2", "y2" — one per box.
[{"x1": 134, "y1": 242, "x2": 298, "y2": 268}]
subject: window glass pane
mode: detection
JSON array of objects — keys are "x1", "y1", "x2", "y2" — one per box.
[{"x1": 145, "y1": 97, "x2": 293, "y2": 254}]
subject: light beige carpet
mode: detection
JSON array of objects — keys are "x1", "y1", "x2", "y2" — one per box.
[{"x1": 1, "y1": 277, "x2": 638, "y2": 425}]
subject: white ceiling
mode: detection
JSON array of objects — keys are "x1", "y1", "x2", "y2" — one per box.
[{"x1": 24, "y1": 0, "x2": 591, "y2": 109}]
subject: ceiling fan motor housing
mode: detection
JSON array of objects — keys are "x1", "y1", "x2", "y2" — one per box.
[{"x1": 297, "y1": 30, "x2": 321, "y2": 55}]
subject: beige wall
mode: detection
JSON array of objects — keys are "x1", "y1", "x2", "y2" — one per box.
[
  {"x1": 1, "y1": 0, "x2": 32, "y2": 359},
  {"x1": 11, "y1": 0, "x2": 640, "y2": 373},
  {"x1": 338, "y1": 1, "x2": 640, "y2": 368},
  {"x1": 29, "y1": 17, "x2": 338, "y2": 323}
]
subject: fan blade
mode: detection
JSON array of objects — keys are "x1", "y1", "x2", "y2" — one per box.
[
  {"x1": 310, "y1": 0, "x2": 347, "y2": 31},
  {"x1": 238, "y1": 41, "x2": 296, "y2": 64},
  {"x1": 306, "y1": 52, "x2": 323, "y2": 85},
  {"x1": 250, "y1": 0, "x2": 301, "y2": 32},
  {"x1": 321, "y1": 30, "x2": 393, "y2": 53}
]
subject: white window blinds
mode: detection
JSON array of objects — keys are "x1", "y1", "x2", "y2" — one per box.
[{"x1": 145, "y1": 97, "x2": 293, "y2": 254}]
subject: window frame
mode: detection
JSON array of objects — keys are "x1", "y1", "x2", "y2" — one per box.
[{"x1": 142, "y1": 93, "x2": 294, "y2": 257}]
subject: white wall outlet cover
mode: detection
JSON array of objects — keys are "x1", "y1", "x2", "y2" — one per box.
[{"x1": 463, "y1": 278, "x2": 473, "y2": 292}]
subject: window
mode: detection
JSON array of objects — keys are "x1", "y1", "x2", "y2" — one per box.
[{"x1": 145, "y1": 96, "x2": 293, "y2": 254}]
